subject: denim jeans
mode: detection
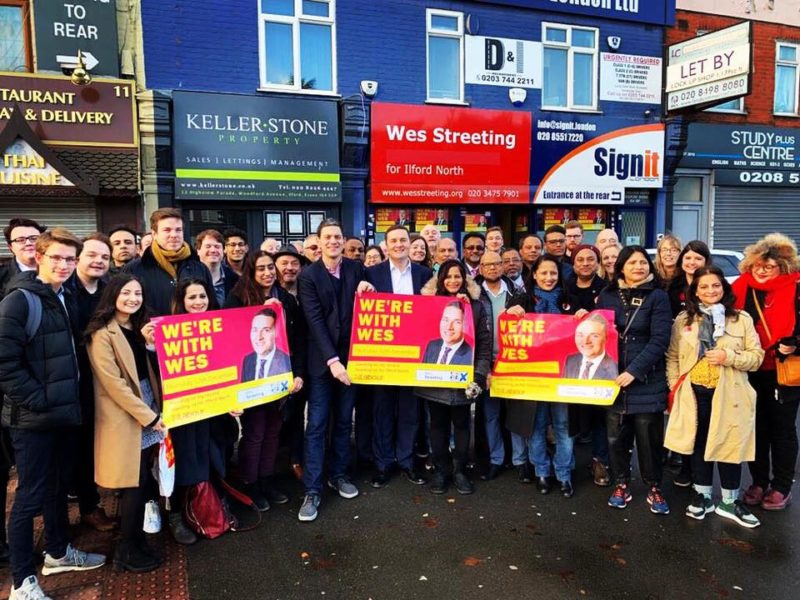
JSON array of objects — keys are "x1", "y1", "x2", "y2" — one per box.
[
  {"x1": 532, "y1": 403, "x2": 574, "y2": 482},
  {"x1": 372, "y1": 386, "x2": 418, "y2": 471},
  {"x1": 511, "y1": 432, "x2": 535, "y2": 466},
  {"x1": 303, "y1": 373, "x2": 357, "y2": 494},
  {"x1": 8, "y1": 428, "x2": 76, "y2": 587},
  {"x1": 483, "y1": 394, "x2": 505, "y2": 467}
]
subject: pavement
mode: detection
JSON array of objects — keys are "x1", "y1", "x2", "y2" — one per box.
[
  {"x1": 185, "y1": 444, "x2": 800, "y2": 600},
  {"x1": 1, "y1": 444, "x2": 797, "y2": 600}
]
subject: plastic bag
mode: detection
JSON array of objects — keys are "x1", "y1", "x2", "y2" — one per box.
[{"x1": 152, "y1": 432, "x2": 175, "y2": 500}]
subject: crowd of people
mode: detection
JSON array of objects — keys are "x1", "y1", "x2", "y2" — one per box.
[{"x1": 0, "y1": 211, "x2": 798, "y2": 600}]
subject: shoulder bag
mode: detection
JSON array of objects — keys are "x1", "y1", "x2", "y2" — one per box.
[{"x1": 751, "y1": 289, "x2": 800, "y2": 387}]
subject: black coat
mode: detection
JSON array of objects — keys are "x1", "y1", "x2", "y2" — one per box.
[
  {"x1": 565, "y1": 274, "x2": 606, "y2": 312},
  {"x1": 223, "y1": 284, "x2": 307, "y2": 380},
  {"x1": 596, "y1": 279, "x2": 671, "y2": 414},
  {"x1": 0, "y1": 273, "x2": 81, "y2": 429},
  {"x1": 123, "y1": 246, "x2": 213, "y2": 317},
  {"x1": 298, "y1": 258, "x2": 366, "y2": 378},
  {"x1": 0, "y1": 259, "x2": 23, "y2": 302},
  {"x1": 503, "y1": 286, "x2": 578, "y2": 439}
]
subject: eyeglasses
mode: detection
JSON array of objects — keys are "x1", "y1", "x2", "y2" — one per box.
[
  {"x1": 659, "y1": 247, "x2": 679, "y2": 254},
  {"x1": 753, "y1": 263, "x2": 778, "y2": 273},
  {"x1": 11, "y1": 235, "x2": 39, "y2": 245},
  {"x1": 44, "y1": 254, "x2": 77, "y2": 265},
  {"x1": 304, "y1": 245, "x2": 319, "y2": 251},
  {"x1": 226, "y1": 242, "x2": 247, "y2": 248},
  {"x1": 464, "y1": 245, "x2": 485, "y2": 251},
  {"x1": 480, "y1": 262, "x2": 502, "y2": 269}
]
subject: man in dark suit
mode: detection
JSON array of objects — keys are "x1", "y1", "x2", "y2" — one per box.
[
  {"x1": 422, "y1": 302, "x2": 474, "y2": 366},
  {"x1": 241, "y1": 308, "x2": 292, "y2": 382},
  {"x1": 297, "y1": 219, "x2": 374, "y2": 522},
  {"x1": 394, "y1": 209, "x2": 411, "y2": 226},
  {"x1": 365, "y1": 225, "x2": 432, "y2": 489},
  {"x1": 563, "y1": 314, "x2": 618, "y2": 381}
]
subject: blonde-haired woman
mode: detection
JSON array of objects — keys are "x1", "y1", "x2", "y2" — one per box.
[
  {"x1": 655, "y1": 233, "x2": 682, "y2": 288},
  {"x1": 598, "y1": 242, "x2": 622, "y2": 283},
  {"x1": 732, "y1": 233, "x2": 800, "y2": 511}
]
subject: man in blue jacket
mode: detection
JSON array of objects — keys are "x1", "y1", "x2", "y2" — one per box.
[
  {"x1": 0, "y1": 228, "x2": 105, "y2": 600},
  {"x1": 366, "y1": 225, "x2": 432, "y2": 488},
  {"x1": 297, "y1": 219, "x2": 374, "y2": 522}
]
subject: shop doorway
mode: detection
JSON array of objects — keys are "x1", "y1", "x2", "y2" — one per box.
[{"x1": 672, "y1": 172, "x2": 710, "y2": 243}]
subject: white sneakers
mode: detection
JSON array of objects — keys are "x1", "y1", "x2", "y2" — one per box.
[
  {"x1": 143, "y1": 500, "x2": 162, "y2": 534},
  {"x1": 9, "y1": 575, "x2": 52, "y2": 600}
]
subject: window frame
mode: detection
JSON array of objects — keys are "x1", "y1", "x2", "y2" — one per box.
[
  {"x1": 774, "y1": 41, "x2": 800, "y2": 116},
  {"x1": 541, "y1": 22, "x2": 599, "y2": 112},
  {"x1": 0, "y1": 0, "x2": 32, "y2": 73},
  {"x1": 257, "y1": 0, "x2": 337, "y2": 95},
  {"x1": 705, "y1": 96, "x2": 745, "y2": 114},
  {"x1": 425, "y1": 8, "x2": 465, "y2": 105}
]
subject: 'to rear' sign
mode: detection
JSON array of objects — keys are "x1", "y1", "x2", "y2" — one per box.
[{"x1": 370, "y1": 103, "x2": 532, "y2": 204}]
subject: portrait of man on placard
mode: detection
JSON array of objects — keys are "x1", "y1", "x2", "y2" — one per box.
[
  {"x1": 241, "y1": 307, "x2": 292, "y2": 382},
  {"x1": 563, "y1": 313, "x2": 618, "y2": 380},
  {"x1": 422, "y1": 301, "x2": 473, "y2": 366}
]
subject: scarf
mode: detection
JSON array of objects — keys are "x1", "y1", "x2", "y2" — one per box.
[
  {"x1": 533, "y1": 286, "x2": 562, "y2": 314},
  {"x1": 150, "y1": 242, "x2": 192, "y2": 279},
  {"x1": 732, "y1": 271, "x2": 798, "y2": 348},
  {"x1": 617, "y1": 273, "x2": 655, "y2": 290},
  {"x1": 697, "y1": 303, "x2": 726, "y2": 356}
]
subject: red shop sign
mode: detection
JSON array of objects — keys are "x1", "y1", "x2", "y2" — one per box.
[{"x1": 370, "y1": 103, "x2": 531, "y2": 204}]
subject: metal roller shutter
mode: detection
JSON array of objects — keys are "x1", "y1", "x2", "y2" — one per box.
[
  {"x1": 0, "y1": 198, "x2": 98, "y2": 258},
  {"x1": 713, "y1": 186, "x2": 800, "y2": 250}
]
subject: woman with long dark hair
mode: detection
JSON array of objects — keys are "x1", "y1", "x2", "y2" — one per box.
[
  {"x1": 732, "y1": 233, "x2": 800, "y2": 511},
  {"x1": 409, "y1": 234, "x2": 432, "y2": 269},
  {"x1": 665, "y1": 265, "x2": 763, "y2": 527},
  {"x1": 506, "y1": 254, "x2": 579, "y2": 496},
  {"x1": 165, "y1": 278, "x2": 240, "y2": 545},
  {"x1": 417, "y1": 259, "x2": 492, "y2": 495},
  {"x1": 224, "y1": 251, "x2": 306, "y2": 510},
  {"x1": 596, "y1": 246, "x2": 672, "y2": 515},
  {"x1": 667, "y1": 240, "x2": 711, "y2": 318},
  {"x1": 86, "y1": 274, "x2": 164, "y2": 572}
]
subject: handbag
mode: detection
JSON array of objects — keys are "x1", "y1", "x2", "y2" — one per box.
[
  {"x1": 751, "y1": 289, "x2": 800, "y2": 387},
  {"x1": 184, "y1": 477, "x2": 263, "y2": 539}
]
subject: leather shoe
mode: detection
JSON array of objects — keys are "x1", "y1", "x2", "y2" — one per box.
[
  {"x1": 560, "y1": 480, "x2": 574, "y2": 498},
  {"x1": 371, "y1": 470, "x2": 390, "y2": 488},
  {"x1": 536, "y1": 476, "x2": 551, "y2": 495},
  {"x1": 591, "y1": 459, "x2": 611, "y2": 487},
  {"x1": 454, "y1": 472, "x2": 474, "y2": 495},
  {"x1": 517, "y1": 463, "x2": 532, "y2": 484},
  {"x1": 403, "y1": 469, "x2": 427, "y2": 485},
  {"x1": 260, "y1": 478, "x2": 290, "y2": 505},
  {"x1": 430, "y1": 472, "x2": 448, "y2": 495},
  {"x1": 82, "y1": 507, "x2": 117, "y2": 532},
  {"x1": 244, "y1": 483, "x2": 270, "y2": 512},
  {"x1": 480, "y1": 464, "x2": 501, "y2": 481}
]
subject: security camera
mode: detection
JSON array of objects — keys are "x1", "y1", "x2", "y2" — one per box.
[{"x1": 360, "y1": 80, "x2": 378, "y2": 97}]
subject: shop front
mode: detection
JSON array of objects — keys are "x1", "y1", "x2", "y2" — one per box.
[
  {"x1": 171, "y1": 91, "x2": 342, "y2": 246},
  {"x1": 369, "y1": 102, "x2": 532, "y2": 246},
  {"x1": 368, "y1": 103, "x2": 664, "y2": 248},
  {"x1": 675, "y1": 123, "x2": 800, "y2": 250},
  {"x1": 0, "y1": 73, "x2": 139, "y2": 255}
]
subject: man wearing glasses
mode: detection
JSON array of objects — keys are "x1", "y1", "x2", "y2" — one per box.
[
  {"x1": 462, "y1": 232, "x2": 486, "y2": 278},
  {"x1": 223, "y1": 228, "x2": 250, "y2": 276},
  {"x1": 0, "y1": 218, "x2": 45, "y2": 301},
  {"x1": 543, "y1": 225, "x2": 573, "y2": 280},
  {"x1": 0, "y1": 228, "x2": 106, "y2": 599},
  {"x1": 303, "y1": 234, "x2": 322, "y2": 263}
]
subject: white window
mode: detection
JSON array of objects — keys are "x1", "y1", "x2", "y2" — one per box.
[
  {"x1": 0, "y1": 1, "x2": 29, "y2": 72},
  {"x1": 706, "y1": 97, "x2": 744, "y2": 113},
  {"x1": 542, "y1": 23, "x2": 598, "y2": 110},
  {"x1": 258, "y1": 0, "x2": 336, "y2": 94},
  {"x1": 426, "y1": 9, "x2": 464, "y2": 103},
  {"x1": 774, "y1": 42, "x2": 799, "y2": 115}
]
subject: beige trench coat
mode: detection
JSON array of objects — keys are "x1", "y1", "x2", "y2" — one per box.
[
  {"x1": 664, "y1": 310, "x2": 763, "y2": 464},
  {"x1": 88, "y1": 320, "x2": 161, "y2": 489}
]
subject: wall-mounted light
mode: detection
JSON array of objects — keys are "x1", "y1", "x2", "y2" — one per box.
[
  {"x1": 360, "y1": 80, "x2": 378, "y2": 98},
  {"x1": 70, "y1": 50, "x2": 92, "y2": 86},
  {"x1": 509, "y1": 88, "x2": 526, "y2": 106}
]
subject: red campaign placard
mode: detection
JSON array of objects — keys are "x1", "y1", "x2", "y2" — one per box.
[
  {"x1": 370, "y1": 102, "x2": 532, "y2": 204},
  {"x1": 491, "y1": 311, "x2": 620, "y2": 405},
  {"x1": 348, "y1": 293, "x2": 475, "y2": 388}
]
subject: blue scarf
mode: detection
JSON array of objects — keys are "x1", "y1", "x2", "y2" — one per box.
[{"x1": 533, "y1": 286, "x2": 562, "y2": 314}]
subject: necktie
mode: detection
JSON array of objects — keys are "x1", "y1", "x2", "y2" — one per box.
[
  {"x1": 257, "y1": 358, "x2": 266, "y2": 379},
  {"x1": 439, "y1": 346, "x2": 452, "y2": 365},
  {"x1": 580, "y1": 361, "x2": 593, "y2": 380}
]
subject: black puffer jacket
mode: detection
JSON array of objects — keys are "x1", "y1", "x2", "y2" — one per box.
[
  {"x1": 123, "y1": 245, "x2": 213, "y2": 317},
  {"x1": 0, "y1": 273, "x2": 81, "y2": 429},
  {"x1": 596, "y1": 278, "x2": 671, "y2": 414}
]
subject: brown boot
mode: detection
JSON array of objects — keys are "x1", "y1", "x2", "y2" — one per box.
[
  {"x1": 82, "y1": 507, "x2": 117, "y2": 532},
  {"x1": 591, "y1": 459, "x2": 610, "y2": 487}
]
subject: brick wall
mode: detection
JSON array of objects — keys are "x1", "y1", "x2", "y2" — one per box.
[{"x1": 667, "y1": 10, "x2": 800, "y2": 126}]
